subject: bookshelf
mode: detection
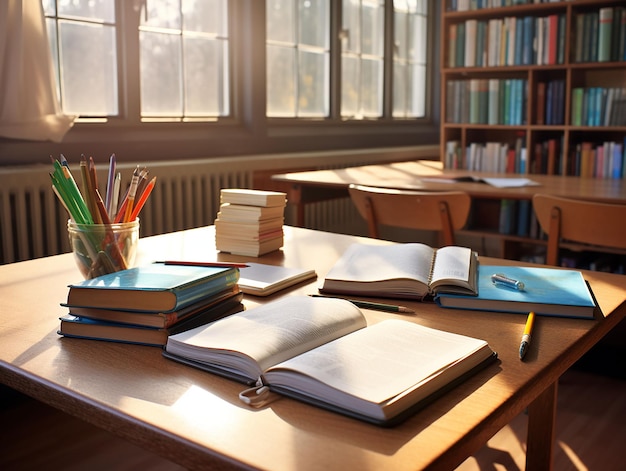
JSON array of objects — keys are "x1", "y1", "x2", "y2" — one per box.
[{"x1": 441, "y1": 0, "x2": 626, "y2": 269}]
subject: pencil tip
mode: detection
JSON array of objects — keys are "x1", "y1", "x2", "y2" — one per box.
[{"x1": 398, "y1": 306, "x2": 415, "y2": 313}]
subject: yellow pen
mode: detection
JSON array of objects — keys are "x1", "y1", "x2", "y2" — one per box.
[{"x1": 519, "y1": 311, "x2": 535, "y2": 360}]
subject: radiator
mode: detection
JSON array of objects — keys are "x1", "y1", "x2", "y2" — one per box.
[
  {"x1": 0, "y1": 161, "x2": 251, "y2": 264},
  {"x1": 0, "y1": 146, "x2": 438, "y2": 264}
]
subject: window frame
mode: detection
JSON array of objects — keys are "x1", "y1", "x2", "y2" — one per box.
[{"x1": 0, "y1": 0, "x2": 439, "y2": 166}]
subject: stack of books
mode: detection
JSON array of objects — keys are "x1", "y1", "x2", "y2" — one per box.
[
  {"x1": 215, "y1": 189, "x2": 287, "y2": 257},
  {"x1": 58, "y1": 262, "x2": 244, "y2": 346}
]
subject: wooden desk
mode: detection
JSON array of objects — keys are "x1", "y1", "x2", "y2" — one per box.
[
  {"x1": 1, "y1": 226, "x2": 625, "y2": 470},
  {"x1": 271, "y1": 160, "x2": 626, "y2": 226}
]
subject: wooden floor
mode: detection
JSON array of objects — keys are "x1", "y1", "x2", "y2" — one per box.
[{"x1": 1, "y1": 367, "x2": 625, "y2": 471}]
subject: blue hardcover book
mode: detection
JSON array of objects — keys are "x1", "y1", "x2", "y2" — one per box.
[
  {"x1": 435, "y1": 265, "x2": 596, "y2": 319},
  {"x1": 65, "y1": 263, "x2": 240, "y2": 312},
  {"x1": 59, "y1": 292, "x2": 244, "y2": 346}
]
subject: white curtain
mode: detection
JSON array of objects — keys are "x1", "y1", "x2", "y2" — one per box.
[{"x1": 0, "y1": 0, "x2": 75, "y2": 142}]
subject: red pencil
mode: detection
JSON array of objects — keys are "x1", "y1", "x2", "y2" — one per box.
[
  {"x1": 157, "y1": 261, "x2": 250, "y2": 268},
  {"x1": 129, "y1": 176, "x2": 156, "y2": 221}
]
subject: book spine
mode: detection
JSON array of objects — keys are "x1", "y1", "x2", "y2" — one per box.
[{"x1": 598, "y1": 7, "x2": 613, "y2": 62}]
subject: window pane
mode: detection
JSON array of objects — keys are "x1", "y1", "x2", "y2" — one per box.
[
  {"x1": 393, "y1": 0, "x2": 427, "y2": 118},
  {"x1": 267, "y1": 0, "x2": 295, "y2": 43},
  {"x1": 267, "y1": 46, "x2": 296, "y2": 117},
  {"x1": 360, "y1": 57, "x2": 382, "y2": 117},
  {"x1": 142, "y1": 0, "x2": 181, "y2": 30},
  {"x1": 140, "y1": 0, "x2": 229, "y2": 118},
  {"x1": 299, "y1": 0, "x2": 328, "y2": 48},
  {"x1": 361, "y1": 1, "x2": 384, "y2": 56},
  {"x1": 43, "y1": 0, "x2": 117, "y2": 117},
  {"x1": 57, "y1": 0, "x2": 114, "y2": 22},
  {"x1": 266, "y1": 0, "x2": 330, "y2": 118},
  {"x1": 341, "y1": 55, "x2": 359, "y2": 117},
  {"x1": 42, "y1": 0, "x2": 56, "y2": 16},
  {"x1": 298, "y1": 50, "x2": 329, "y2": 117},
  {"x1": 341, "y1": 0, "x2": 384, "y2": 119},
  {"x1": 183, "y1": 0, "x2": 227, "y2": 34},
  {"x1": 342, "y1": 0, "x2": 361, "y2": 54},
  {"x1": 140, "y1": 31, "x2": 183, "y2": 116},
  {"x1": 58, "y1": 20, "x2": 118, "y2": 116},
  {"x1": 184, "y1": 36, "x2": 228, "y2": 116}
]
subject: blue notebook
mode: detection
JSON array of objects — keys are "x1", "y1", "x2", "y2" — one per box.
[
  {"x1": 65, "y1": 263, "x2": 240, "y2": 313},
  {"x1": 435, "y1": 265, "x2": 596, "y2": 319}
]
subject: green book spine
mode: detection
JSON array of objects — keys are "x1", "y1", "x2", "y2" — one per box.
[
  {"x1": 598, "y1": 7, "x2": 614, "y2": 62},
  {"x1": 571, "y1": 88, "x2": 584, "y2": 126},
  {"x1": 575, "y1": 13, "x2": 584, "y2": 63}
]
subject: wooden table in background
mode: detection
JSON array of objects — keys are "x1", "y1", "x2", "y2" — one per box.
[{"x1": 271, "y1": 160, "x2": 626, "y2": 226}]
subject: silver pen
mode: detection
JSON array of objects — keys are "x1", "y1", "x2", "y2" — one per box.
[{"x1": 491, "y1": 273, "x2": 525, "y2": 291}]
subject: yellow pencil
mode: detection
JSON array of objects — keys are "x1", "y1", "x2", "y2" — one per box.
[{"x1": 519, "y1": 311, "x2": 535, "y2": 360}]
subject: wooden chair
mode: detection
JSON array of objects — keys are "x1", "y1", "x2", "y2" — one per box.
[
  {"x1": 532, "y1": 194, "x2": 626, "y2": 266},
  {"x1": 348, "y1": 184, "x2": 471, "y2": 246}
]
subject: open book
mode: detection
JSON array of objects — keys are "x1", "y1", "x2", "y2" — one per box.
[
  {"x1": 164, "y1": 296, "x2": 496, "y2": 425},
  {"x1": 420, "y1": 175, "x2": 540, "y2": 188},
  {"x1": 320, "y1": 243, "x2": 478, "y2": 300}
]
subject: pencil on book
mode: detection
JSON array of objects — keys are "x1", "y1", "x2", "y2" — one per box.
[
  {"x1": 157, "y1": 261, "x2": 250, "y2": 268},
  {"x1": 309, "y1": 294, "x2": 414, "y2": 313}
]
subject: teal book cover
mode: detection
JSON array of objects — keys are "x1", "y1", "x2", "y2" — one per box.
[
  {"x1": 66, "y1": 263, "x2": 240, "y2": 312},
  {"x1": 435, "y1": 265, "x2": 596, "y2": 319}
]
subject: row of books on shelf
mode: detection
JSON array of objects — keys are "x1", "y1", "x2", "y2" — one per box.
[
  {"x1": 446, "y1": 79, "x2": 527, "y2": 125},
  {"x1": 448, "y1": 0, "x2": 563, "y2": 12},
  {"x1": 445, "y1": 139, "x2": 528, "y2": 173},
  {"x1": 445, "y1": 138, "x2": 626, "y2": 179},
  {"x1": 448, "y1": 14, "x2": 565, "y2": 68},
  {"x1": 571, "y1": 86, "x2": 626, "y2": 127},
  {"x1": 574, "y1": 8, "x2": 626, "y2": 63},
  {"x1": 536, "y1": 79, "x2": 565, "y2": 125},
  {"x1": 570, "y1": 140, "x2": 626, "y2": 179},
  {"x1": 447, "y1": 80, "x2": 626, "y2": 127}
]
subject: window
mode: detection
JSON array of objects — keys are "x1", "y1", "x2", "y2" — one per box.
[
  {"x1": 43, "y1": 0, "x2": 229, "y2": 120},
  {"x1": 18, "y1": 1, "x2": 438, "y2": 165},
  {"x1": 341, "y1": 0, "x2": 385, "y2": 119},
  {"x1": 266, "y1": 0, "x2": 330, "y2": 117},
  {"x1": 269, "y1": 0, "x2": 429, "y2": 120},
  {"x1": 393, "y1": 0, "x2": 428, "y2": 118},
  {"x1": 139, "y1": 0, "x2": 230, "y2": 118},
  {"x1": 42, "y1": 0, "x2": 118, "y2": 116}
]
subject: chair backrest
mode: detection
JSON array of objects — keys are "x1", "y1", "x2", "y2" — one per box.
[
  {"x1": 348, "y1": 184, "x2": 471, "y2": 245},
  {"x1": 532, "y1": 193, "x2": 626, "y2": 266}
]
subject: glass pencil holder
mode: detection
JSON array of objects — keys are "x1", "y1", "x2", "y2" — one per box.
[{"x1": 68, "y1": 219, "x2": 139, "y2": 279}]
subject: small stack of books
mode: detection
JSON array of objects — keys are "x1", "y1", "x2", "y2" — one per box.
[
  {"x1": 58, "y1": 262, "x2": 244, "y2": 346},
  {"x1": 215, "y1": 189, "x2": 287, "y2": 257}
]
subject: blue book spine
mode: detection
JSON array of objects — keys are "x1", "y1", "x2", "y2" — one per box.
[
  {"x1": 522, "y1": 16, "x2": 534, "y2": 65},
  {"x1": 514, "y1": 17, "x2": 524, "y2": 65},
  {"x1": 545, "y1": 81, "x2": 553, "y2": 125},
  {"x1": 615, "y1": 140, "x2": 626, "y2": 179},
  {"x1": 516, "y1": 199, "x2": 530, "y2": 237}
]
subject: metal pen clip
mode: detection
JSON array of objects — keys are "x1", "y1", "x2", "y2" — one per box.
[{"x1": 491, "y1": 273, "x2": 525, "y2": 291}]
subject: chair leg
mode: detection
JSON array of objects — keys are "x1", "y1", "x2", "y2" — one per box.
[
  {"x1": 364, "y1": 197, "x2": 380, "y2": 239},
  {"x1": 546, "y1": 207, "x2": 561, "y2": 266},
  {"x1": 438, "y1": 201, "x2": 455, "y2": 246}
]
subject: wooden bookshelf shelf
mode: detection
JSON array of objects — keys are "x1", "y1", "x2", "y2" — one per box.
[{"x1": 441, "y1": 0, "x2": 626, "y2": 269}]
